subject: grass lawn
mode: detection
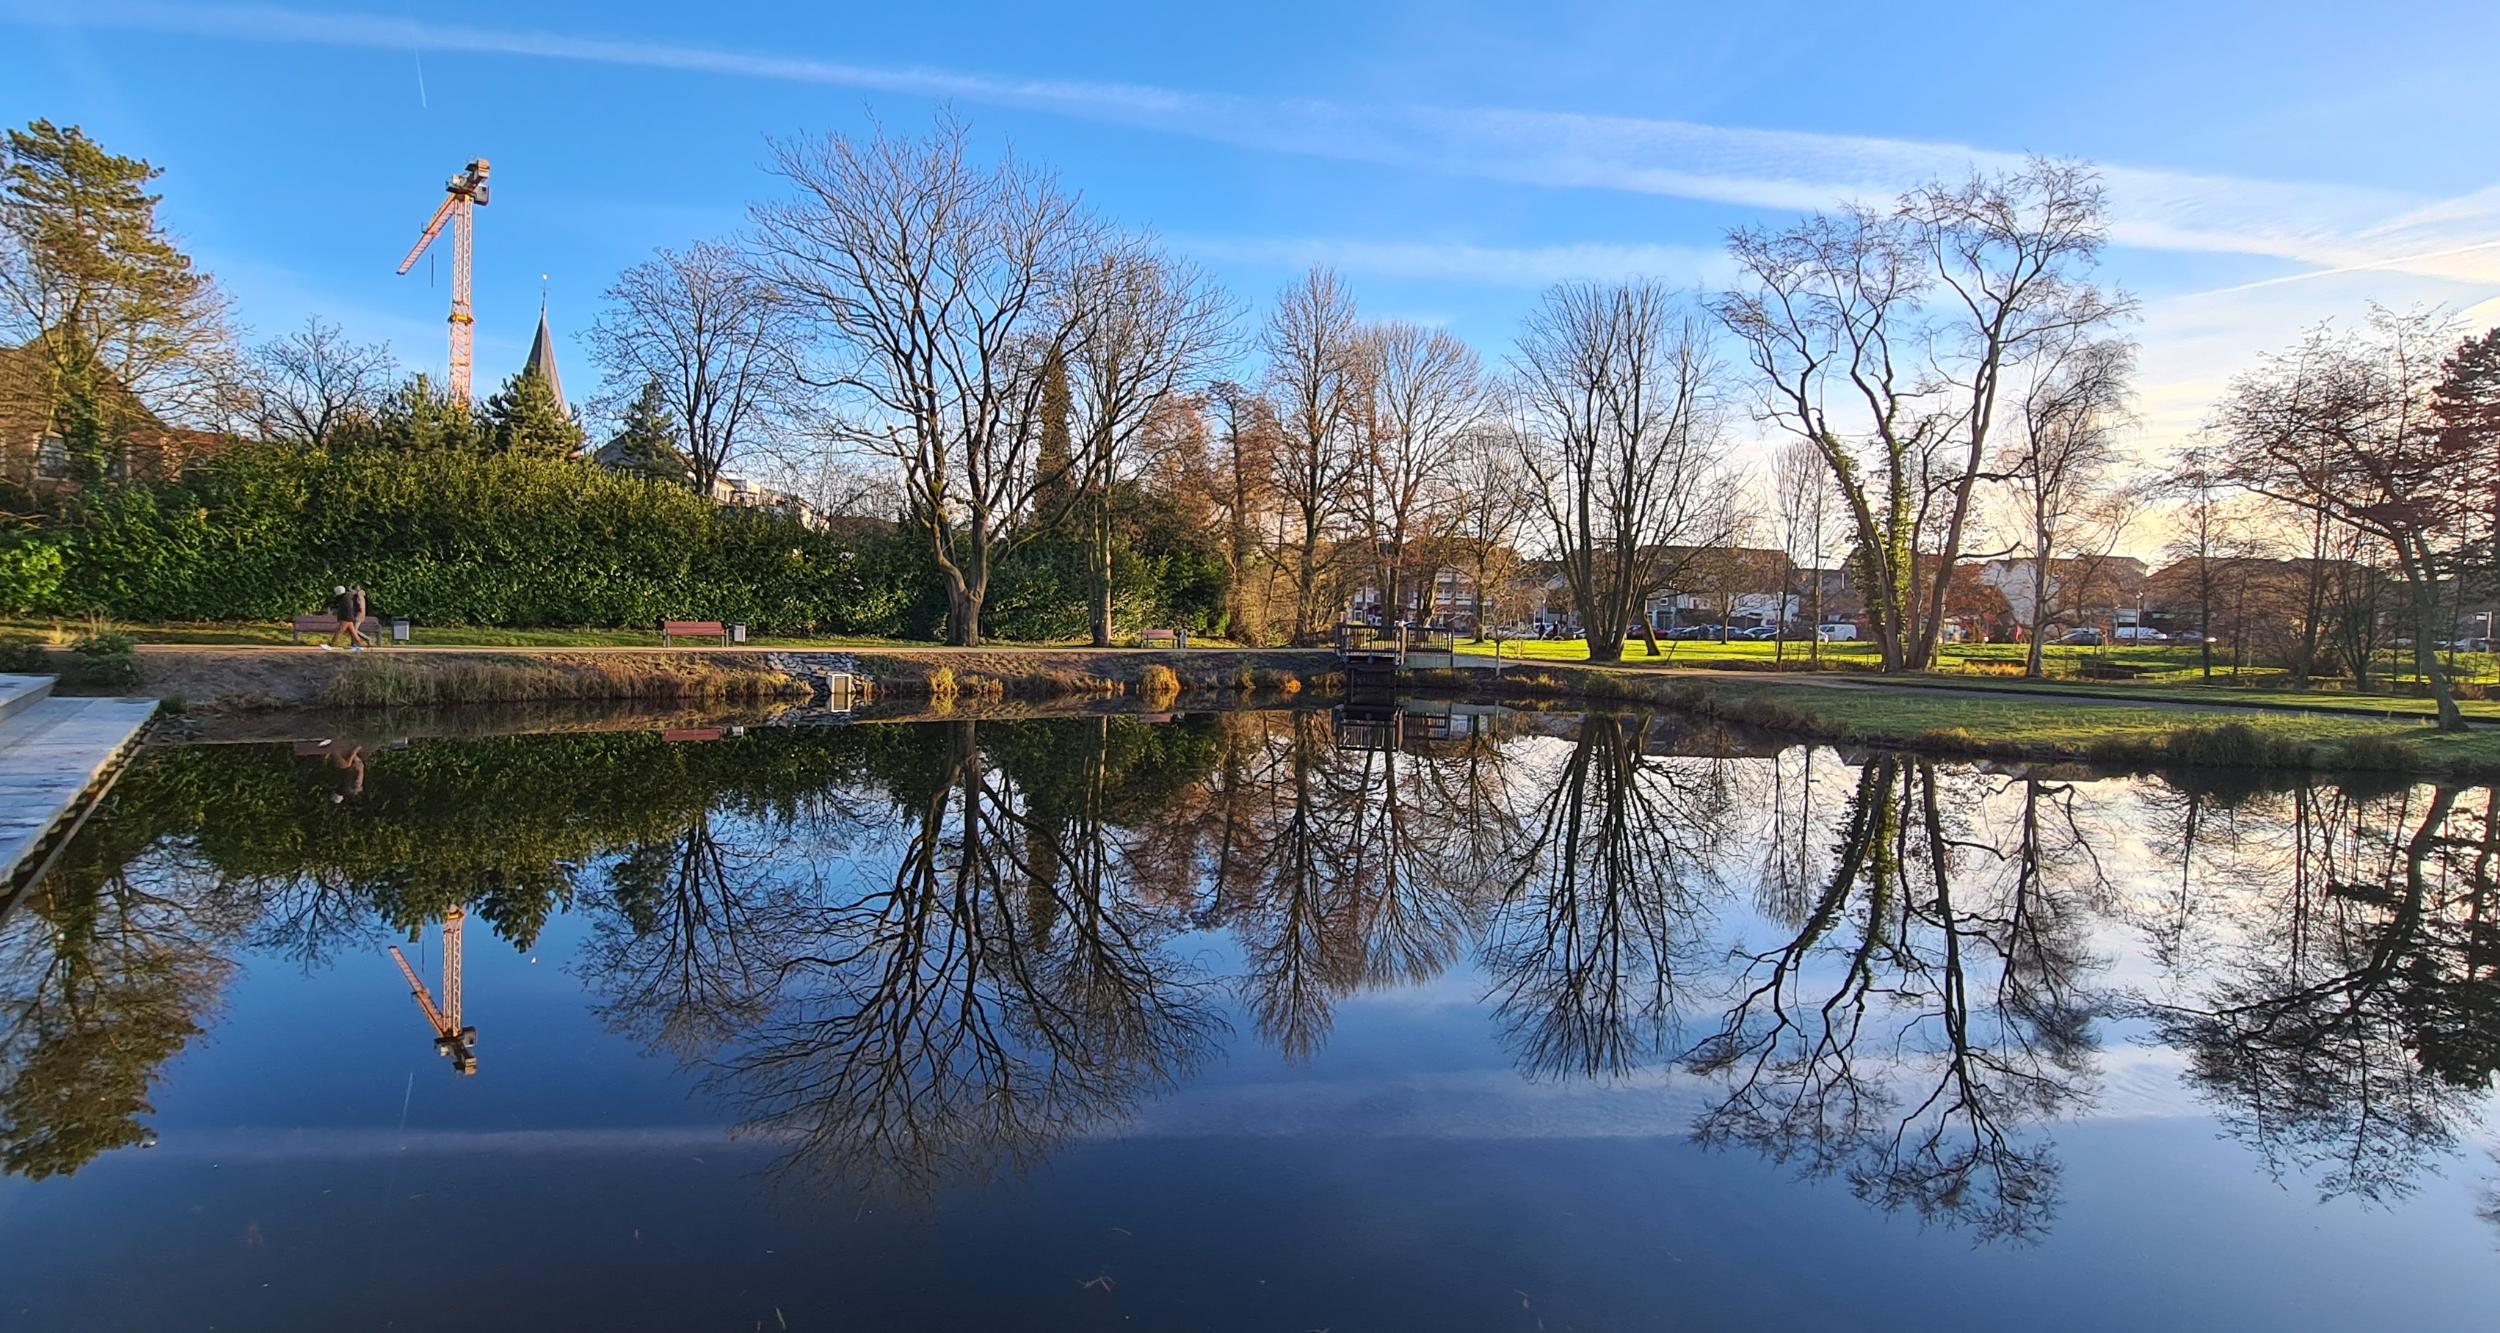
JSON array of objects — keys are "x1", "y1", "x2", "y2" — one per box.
[
  {"x1": 1456, "y1": 636, "x2": 2498, "y2": 704},
  {"x1": 1868, "y1": 673, "x2": 2500, "y2": 722},
  {"x1": 1508, "y1": 664, "x2": 2500, "y2": 776},
  {"x1": 1732, "y1": 680, "x2": 2500, "y2": 773}
]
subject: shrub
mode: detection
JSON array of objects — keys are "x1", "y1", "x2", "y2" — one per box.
[
  {"x1": 926, "y1": 667, "x2": 958, "y2": 701},
  {"x1": 68, "y1": 623, "x2": 140, "y2": 688},
  {"x1": 2336, "y1": 731, "x2": 2422, "y2": 772},
  {"x1": 1137, "y1": 663, "x2": 1180, "y2": 702},
  {"x1": 0, "y1": 641, "x2": 48, "y2": 674},
  {"x1": 0, "y1": 533, "x2": 66, "y2": 615},
  {"x1": 2165, "y1": 721, "x2": 2295, "y2": 769}
]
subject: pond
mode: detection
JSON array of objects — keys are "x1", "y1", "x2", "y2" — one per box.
[{"x1": 2, "y1": 703, "x2": 2496, "y2": 1330}]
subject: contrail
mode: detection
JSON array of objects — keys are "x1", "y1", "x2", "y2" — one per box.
[{"x1": 10, "y1": 0, "x2": 2497, "y2": 286}]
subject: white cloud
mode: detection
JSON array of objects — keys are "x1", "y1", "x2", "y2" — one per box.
[
  {"x1": 1183, "y1": 236, "x2": 1727, "y2": 289},
  {"x1": 19, "y1": 1, "x2": 2500, "y2": 285}
]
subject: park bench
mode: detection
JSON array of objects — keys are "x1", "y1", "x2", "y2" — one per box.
[
  {"x1": 662, "y1": 727, "x2": 726, "y2": 743},
  {"x1": 291, "y1": 614, "x2": 382, "y2": 644},
  {"x1": 662, "y1": 619, "x2": 728, "y2": 646},
  {"x1": 1140, "y1": 628, "x2": 1187, "y2": 649}
]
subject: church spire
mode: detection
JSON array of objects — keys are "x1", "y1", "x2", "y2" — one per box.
[{"x1": 521, "y1": 284, "x2": 564, "y2": 410}]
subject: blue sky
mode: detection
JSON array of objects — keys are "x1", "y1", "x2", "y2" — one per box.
[{"x1": 7, "y1": 0, "x2": 2499, "y2": 453}]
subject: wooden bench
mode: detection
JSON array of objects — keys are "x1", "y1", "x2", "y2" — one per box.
[
  {"x1": 291, "y1": 614, "x2": 382, "y2": 644},
  {"x1": 662, "y1": 619, "x2": 728, "y2": 645},
  {"x1": 1140, "y1": 628, "x2": 1186, "y2": 649}
]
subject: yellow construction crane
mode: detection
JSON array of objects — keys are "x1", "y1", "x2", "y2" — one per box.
[
  {"x1": 388, "y1": 908, "x2": 478, "y2": 1076},
  {"x1": 395, "y1": 158, "x2": 492, "y2": 401}
]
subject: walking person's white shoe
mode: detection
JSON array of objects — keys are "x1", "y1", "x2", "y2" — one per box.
[{"x1": 320, "y1": 643, "x2": 335, "y2": 652}]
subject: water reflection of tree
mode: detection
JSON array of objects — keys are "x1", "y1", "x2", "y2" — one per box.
[
  {"x1": 0, "y1": 837, "x2": 238, "y2": 1179},
  {"x1": 1680, "y1": 757, "x2": 2108, "y2": 1242},
  {"x1": 689, "y1": 719, "x2": 1226, "y2": 1201},
  {"x1": 1480, "y1": 712, "x2": 1732, "y2": 1078},
  {"x1": 2135, "y1": 784, "x2": 2500, "y2": 1204},
  {"x1": 0, "y1": 729, "x2": 903, "y2": 1179},
  {"x1": 1151, "y1": 711, "x2": 1518, "y2": 1060}
]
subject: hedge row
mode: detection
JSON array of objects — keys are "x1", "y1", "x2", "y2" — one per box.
[{"x1": 0, "y1": 446, "x2": 1229, "y2": 639}]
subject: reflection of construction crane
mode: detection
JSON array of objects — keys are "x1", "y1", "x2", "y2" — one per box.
[
  {"x1": 394, "y1": 158, "x2": 492, "y2": 401},
  {"x1": 388, "y1": 908, "x2": 478, "y2": 1075}
]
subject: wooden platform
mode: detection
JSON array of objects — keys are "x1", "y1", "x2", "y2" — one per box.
[{"x1": 0, "y1": 676, "x2": 157, "y2": 892}]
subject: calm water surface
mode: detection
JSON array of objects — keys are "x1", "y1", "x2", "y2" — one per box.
[{"x1": 3, "y1": 704, "x2": 2497, "y2": 1330}]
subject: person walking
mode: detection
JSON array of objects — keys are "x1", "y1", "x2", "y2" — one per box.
[{"x1": 321, "y1": 584, "x2": 369, "y2": 652}]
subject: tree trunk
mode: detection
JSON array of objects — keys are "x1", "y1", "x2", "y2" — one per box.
[
  {"x1": 2025, "y1": 555, "x2": 2050, "y2": 678},
  {"x1": 1088, "y1": 496, "x2": 1114, "y2": 647},
  {"x1": 2400, "y1": 536, "x2": 2467, "y2": 732}
]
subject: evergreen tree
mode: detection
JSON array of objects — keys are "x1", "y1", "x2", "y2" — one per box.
[
  {"x1": 0, "y1": 119, "x2": 233, "y2": 478},
  {"x1": 2433, "y1": 326, "x2": 2500, "y2": 588},
  {"x1": 1033, "y1": 351, "x2": 1076, "y2": 522},
  {"x1": 602, "y1": 378, "x2": 692, "y2": 483},
  {"x1": 483, "y1": 369, "x2": 586, "y2": 460},
  {"x1": 362, "y1": 374, "x2": 484, "y2": 454}
]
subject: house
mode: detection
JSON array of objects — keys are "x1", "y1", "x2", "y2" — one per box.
[
  {"x1": 2140, "y1": 554, "x2": 2394, "y2": 659},
  {"x1": 1647, "y1": 545, "x2": 1819, "y2": 631},
  {"x1": 711, "y1": 474, "x2": 830, "y2": 532},
  {"x1": 0, "y1": 342, "x2": 226, "y2": 498},
  {"x1": 1346, "y1": 564, "x2": 1502, "y2": 629},
  {"x1": 1974, "y1": 555, "x2": 2146, "y2": 638}
]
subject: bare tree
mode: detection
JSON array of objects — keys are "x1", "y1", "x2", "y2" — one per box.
[
  {"x1": 237, "y1": 317, "x2": 395, "y2": 448},
  {"x1": 1359, "y1": 321, "x2": 1485, "y2": 629},
  {"x1": 2000, "y1": 335, "x2": 2135, "y2": 675},
  {"x1": 2213, "y1": 306, "x2": 2478, "y2": 730},
  {"x1": 1511, "y1": 281, "x2": 1735, "y2": 664},
  {"x1": 1061, "y1": 235, "x2": 1235, "y2": 644},
  {"x1": 1205, "y1": 381, "x2": 1283, "y2": 643},
  {"x1": 1262, "y1": 267, "x2": 1365, "y2": 643},
  {"x1": 1449, "y1": 423, "x2": 1539, "y2": 640},
  {"x1": 753, "y1": 117, "x2": 1091, "y2": 645},
  {"x1": 2162, "y1": 450, "x2": 2240, "y2": 681},
  {"x1": 585, "y1": 239, "x2": 802, "y2": 493},
  {"x1": 1770, "y1": 438, "x2": 1844, "y2": 663},
  {"x1": 1716, "y1": 160, "x2": 2129, "y2": 672}
]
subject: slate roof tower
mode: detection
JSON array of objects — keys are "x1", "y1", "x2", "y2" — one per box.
[{"x1": 521, "y1": 298, "x2": 565, "y2": 410}]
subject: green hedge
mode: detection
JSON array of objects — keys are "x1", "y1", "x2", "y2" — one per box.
[
  {"x1": 0, "y1": 446, "x2": 1229, "y2": 639},
  {"x1": 4, "y1": 447, "x2": 907, "y2": 634}
]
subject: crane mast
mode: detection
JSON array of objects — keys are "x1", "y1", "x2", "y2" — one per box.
[
  {"x1": 395, "y1": 159, "x2": 492, "y2": 401},
  {"x1": 387, "y1": 907, "x2": 477, "y2": 1075}
]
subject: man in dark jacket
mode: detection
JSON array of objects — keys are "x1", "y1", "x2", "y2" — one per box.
[{"x1": 322, "y1": 584, "x2": 370, "y2": 652}]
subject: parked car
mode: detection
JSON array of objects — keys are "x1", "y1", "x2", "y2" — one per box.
[
  {"x1": 1738, "y1": 625, "x2": 1779, "y2": 640},
  {"x1": 2055, "y1": 628, "x2": 2105, "y2": 646},
  {"x1": 1815, "y1": 623, "x2": 1859, "y2": 643},
  {"x1": 2113, "y1": 626, "x2": 2169, "y2": 643}
]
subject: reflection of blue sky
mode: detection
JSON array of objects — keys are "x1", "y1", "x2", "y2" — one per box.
[{"x1": 9, "y1": 728, "x2": 2500, "y2": 1330}]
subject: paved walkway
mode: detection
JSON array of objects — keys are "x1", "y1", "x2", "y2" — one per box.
[{"x1": 0, "y1": 680, "x2": 158, "y2": 888}]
